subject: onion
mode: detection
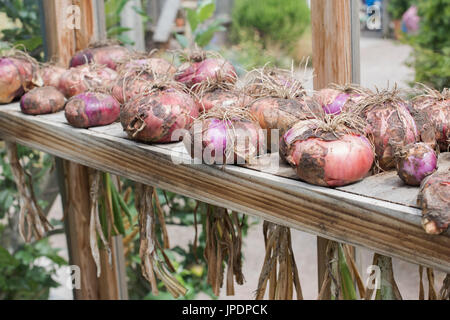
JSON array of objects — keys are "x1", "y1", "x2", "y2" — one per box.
[
  {"x1": 58, "y1": 64, "x2": 118, "y2": 98},
  {"x1": 65, "y1": 92, "x2": 120, "y2": 128},
  {"x1": 410, "y1": 87, "x2": 450, "y2": 151},
  {"x1": 118, "y1": 57, "x2": 176, "y2": 76},
  {"x1": 396, "y1": 143, "x2": 437, "y2": 186},
  {"x1": 120, "y1": 86, "x2": 198, "y2": 143},
  {"x1": 39, "y1": 64, "x2": 66, "y2": 88},
  {"x1": 20, "y1": 86, "x2": 65, "y2": 115},
  {"x1": 176, "y1": 57, "x2": 236, "y2": 89},
  {"x1": 359, "y1": 89, "x2": 419, "y2": 170},
  {"x1": 111, "y1": 71, "x2": 154, "y2": 104},
  {"x1": 196, "y1": 89, "x2": 251, "y2": 113},
  {"x1": 418, "y1": 170, "x2": 450, "y2": 235},
  {"x1": 70, "y1": 45, "x2": 130, "y2": 70},
  {"x1": 314, "y1": 85, "x2": 370, "y2": 115},
  {"x1": 281, "y1": 117, "x2": 374, "y2": 187}
]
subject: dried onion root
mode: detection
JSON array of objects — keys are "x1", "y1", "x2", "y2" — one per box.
[
  {"x1": 440, "y1": 274, "x2": 450, "y2": 300},
  {"x1": 5, "y1": 141, "x2": 53, "y2": 242},
  {"x1": 204, "y1": 206, "x2": 245, "y2": 296},
  {"x1": 256, "y1": 222, "x2": 302, "y2": 300},
  {"x1": 135, "y1": 183, "x2": 186, "y2": 298}
]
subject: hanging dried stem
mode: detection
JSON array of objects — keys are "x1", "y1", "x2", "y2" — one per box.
[
  {"x1": 439, "y1": 274, "x2": 450, "y2": 300},
  {"x1": 365, "y1": 253, "x2": 402, "y2": 300},
  {"x1": 135, "y1": 183, "x2": 186, "y2": 298},
  {"x1": 88, "y1": 170, "x2": 111, "y2": 277},
  {"x1": 256, "y1": 222, "x2": 302, "y2": 300},
  {"x1": 5, "y1": 142, "x2": 53, "y2": 242},
  {"x1": 204, "y1": 206, "x2": 245, "y2": 296}
]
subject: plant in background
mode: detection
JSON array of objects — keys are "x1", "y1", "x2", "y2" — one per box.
[
  {"x1": 407, "y1": 0, "x2": 450, "y2": 90},
  {"x1": 175, "y1": 0, "x2": 226, "y2": 49},
  {"x1": 387, "y1": 0, "x2": 414, "y2": 20}
]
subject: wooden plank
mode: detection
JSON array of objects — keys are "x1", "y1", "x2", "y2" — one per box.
[
  {"x1": 0, "y1": 107, "x2": 449, "y2": 273},
  {"x1": 152, "y1": 0, "x2": 181, "y2": 42}
]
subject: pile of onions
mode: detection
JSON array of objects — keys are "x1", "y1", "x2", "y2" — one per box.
[
  {"x1": 65, "y1": 92, "x2": 120, "y2": 128},
  {"x1": 69, "y1": 44, "x2": 129, "y2": 70},
  {"x1": 58, "y1": 64, "x2": 118, "y2": 98},
  {"x1": 120, "y1": 79, "x2": 198, "y2": 143},
  {"x1": 418, "y1": 170, "x2": 450, "y2": 235},
  {"x1": 196, "y1": 88, "x2": 251, "y2": 113},
  {"x1": 0, "y1": 51, "x2": 40, "y2": 103},
  {"x1": 185, "y1": 106, "x2": 263, "y2": 165},
  {"x1": 280, "y1": 115, "x2": 374, "y2": 187},
  {"x1": 410, "y1": 87, "x2": 450, "y2": 151},
  {"x1": 358, "y1": 88, "x2": 419, "y2": 170},
  {"x1": 314, "y1": 84, "x2": 371, "y2": 115},
  {"x1": 396, "y1": 142, "x2": 437, "y2": 186},
  {"x1": 175, "y1": 50, "x2": 236, "y2": 89},
  {"x1": 39, "y1": 64, "x2": 66, "y2": 88},
  {"x1": 20, "y1": 86, "x2": 65, "y2": 115}
]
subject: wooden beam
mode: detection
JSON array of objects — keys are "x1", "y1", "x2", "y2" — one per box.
[{"x1": 41, "y1": 0, "x2": 127, "y2": 300}]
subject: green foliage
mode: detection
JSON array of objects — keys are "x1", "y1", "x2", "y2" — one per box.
[
  {"x1": 231, "y1": 0, "x2": 310, "y2": 52},
  {"x1": 387, "y1": 0, "x2": 414, "y2": 20},
  {"x1": 0, "y1": 0, "x2": 43, "y2": 59},
  {"x1": 0, "y1": 237, "x2": 67, "y2": 300},
  {"x1": 175, "y1": 0, "x2": 226, "y2": 49},
  {"x1": 408, "y1": 0, "x2": 450, "y2": 90}
]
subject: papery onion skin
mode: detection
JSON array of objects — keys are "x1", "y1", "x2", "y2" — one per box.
[
  {"x1": 281, "y1": 120, "x2": 374, "y2": 187},
  {"x1": 187, "y1": 118, "x2": 262, "y2": 164},
  {"x1": 118, "y1": 58, "x2": 176, "y2": 76},
  {"x1": 396, "y1": 143, "x2": 437, "y2": 186},
  {"x1": 65, "y1": 92, "x2": 120, "y2": 128},
  {"x1": 40, "y1": 65, "x2": 66, "y2": 88},
  {"x1": 410, "y1": 96, "x2": 450, "y2": 152},
  {"x1": 418, "y1": 171, "x2": 450, "y2": 235},
  {"x1": 176, "y1": 58, "x2": 236, "y2": 88},
  {"x1": 363, "y1": 100, "x2": 419, "y2": 170},
  {"x1": 196, "y1": 89, "x2": 251, "y2": 113},
  {"x1": 111, "y1": 72, "x2": 154, "y2": 105},
  {"x1": 70, "y1": 46, "x2": 129, "y2": 70},
  {"x1": 20, "y1": 86, "x2": 65, "y2": 115},
  {"x1": 0, "y1": 58, "x2": 23, "y2": 103},
  {"x1": 120, "y1": 89, "x2": 198, "y2": 143}
]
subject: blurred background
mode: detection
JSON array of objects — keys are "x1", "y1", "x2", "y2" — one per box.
[{"x1": 0, "y1": 0, "x2": 448, "y2": 300}]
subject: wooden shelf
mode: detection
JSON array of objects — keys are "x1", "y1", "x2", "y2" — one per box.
[{"x1": 0, "y1": 103, "x2": 449, "y2": 273}]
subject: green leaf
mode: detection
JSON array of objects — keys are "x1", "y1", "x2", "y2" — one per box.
[
  {"x1": 0, "y1": 246, "x2": 17, "y2": 266},
  {"x1": 338, "y1": 244, "x2": 357, "y2": 300},
  {"x1": 195, "y1": 25, "x2": 225, "y2": 47},
  {"x1": 186, "y1": 8, "x2": 199, "y2": 33},
  {"x1": 175, "y1": 33, "x2": 189, "y2": 49},
  {"x1": 107, "y1": 26, "x2": 132, "y2": 36},
  {"x1": 197, "y1": 1, "x2": 215, "y2": 23}
]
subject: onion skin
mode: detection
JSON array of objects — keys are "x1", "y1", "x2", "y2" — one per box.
[
  {"x1": 20, "y1": 86, "x2": 65, "y2": 115},
  {"x1": 410, "y1": 96, "x2": 450, "y2": 152},
  {"x1": 363, "y1": 101, "x2": 419, "y2": 170},
  {"x1": 65, "y1": 92, "x2": 120, "y2": 128},
  {"x1": 418, "y1": 171, "x2": 450, "y2": 235},
  {"x1": 120, "y1": 89, "x2": 198, "y2": 143},
  {"x1": 196, "y1": 89, "x2": 251, "y2": 113},
  {"x1": 70, "y1": 46, "x2": 129, "y2": 70},
  {"x1": 0, "y1": 58, "x2": 23, "y2": 103},
  {"x1": 119, "y1": 58, "x2": 176, "y2": 76},
  {"x1": 187, "y1": 118, "x2": 262, "y2": 164},
  {"x1": 281, "y1": 119, "x2": 374, "y2": 187},
  {"x1": 176, "y1": 58, "x2": 236, "y2": 88},
  {"x1": 111, "y1": 73, "x2": 153, "y2": 105},
  {"x1": 58, "y1": 65, "x2": 118, "y2": 98},
  {"x1": 396, "y1": 143, "x2": 437, "y2": 186},
  {"x1": 40, "y1": 65, "x2": 66, "y2": 88}
]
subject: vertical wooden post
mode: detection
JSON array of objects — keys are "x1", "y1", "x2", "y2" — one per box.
[
  {"x1": 311, "y1": 0, "x2": 360, "y2": 299},
  {"x1": 41, "y1": 0, "x2": 127, "y2": 300}
]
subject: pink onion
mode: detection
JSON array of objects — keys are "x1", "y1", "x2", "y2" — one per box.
[
  {"x1": 120, "y1": 88, "x2": 198, "y2": 143},
  {"x1": 314, "y1": 86, "x2": 369, "y2": 115},
  {"x1": 70, "y1": 45, "x2": 129, "y2": 70},
  {"x1": 418, "y1": 170, "x2": 450, "y2": 235},
  {"x1": 20, "y1": 86, "x2": 65, "y2": 115},
  {"x1": 0, "y1": 58, "x2": 24, "y2": 103},
  {"x1": 39, "y1": 64, "x2": 66, "y2": 88},
  {"x1": 196, "y1": 89, "x2": 251, "y2": 113},
  {"x1": 176, "y1": 58, "x2": 236, "y2": 89},
  {"x1": 281, "y1": 119, "x2": 374, "y2": 187},
  {"x1": 118, "y1": 58, "x2": 176, "y2": 76},
  {"x1": 396, "y1": 143, "x2": 437, "y2": 186},
  {"x1": 65, "y1": 92, "x2": 120, "y2": 128}
]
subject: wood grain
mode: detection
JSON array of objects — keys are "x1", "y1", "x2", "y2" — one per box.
[{"x1": 0, "y1": 106, "x2": 449, "y2": 273}]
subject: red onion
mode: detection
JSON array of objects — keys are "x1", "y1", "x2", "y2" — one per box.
[
  {"x1": 196, "y1": 89, "x2": 251, "y2": 113},
  {"x1": 359, "y1": 89, "x2": 419, "y2": 170},
  {"x1": 118, "y1": 58, "x2": 176, "y2": 76},
  {"x1": 176, "y1": 58, "x2": 236, "y2": 89},
  {"x1": 39, "y1": 64, "x2": 66, "y2": 88},
  {"x1": 65, "y1": 92, "x2": 120, "y2": 128},
  {"x1": 418, "y1": 170, "x2": 450, "y2": 235},
  {"x1": 120, "y1": 88, "x2": 198, "y2": 143},
  {"x1": 58, "y1": 65, "x2": 118, "y2": 98},
  {"x1": 70, "y1": 45, "x2": 130, "y2": 70},
  {"x1": 281, "y1": 118, "x2": 374, "y2": 187},
  {"x1": 111, "y1": 71, "x2": 154, "y2": 104},
  {"x1": 396, "y1": 143, "x2": 437, "y2": 186},
  {"x1": 20, "y1": 86, "x2": 65, "y2": 115},
  {"x1": 410, "y1": 88, "x2": 450, "y2": 151},
  {"x1": 314, "y1": 86, "x2": 368, "y2": 115}
]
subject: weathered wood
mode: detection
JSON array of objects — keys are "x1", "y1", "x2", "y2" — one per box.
[
  {"x1": 0, "y1": 106, "x2": 449, "y2": 273},
  {"x1": 121, "y1": 0, "x2": 146, "y2": 51},
  {"x1": 152, "y1": 0, "x2": 181, "y2": 42}
]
